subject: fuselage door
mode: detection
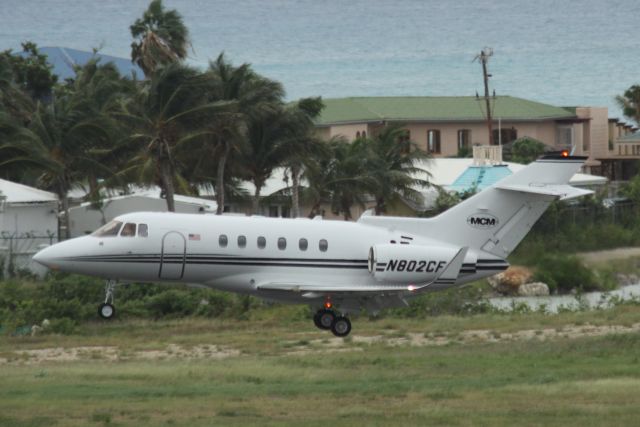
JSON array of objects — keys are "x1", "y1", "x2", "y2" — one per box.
[{"x1": 159, "y1": 231, "x2": 186, "y2": 280}]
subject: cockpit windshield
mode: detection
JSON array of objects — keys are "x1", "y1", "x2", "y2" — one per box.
[{"x1": 92, "y1": 220, "x2": 123, "y2": 237}]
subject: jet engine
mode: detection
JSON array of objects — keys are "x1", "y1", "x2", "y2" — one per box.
[{"x1": 368, "y1": 244, "x2": 460, "y2": 284}]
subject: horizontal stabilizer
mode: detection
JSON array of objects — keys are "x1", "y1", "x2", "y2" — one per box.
[{"x1": 495, "y1": 183, "x2": 593, "y2": 201}]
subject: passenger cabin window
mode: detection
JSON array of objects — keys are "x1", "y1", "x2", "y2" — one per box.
[
  {"x1": 278, "y1": 237, "x2": 286, "y2": 250},
  {"x1": 257, "y1": 236, "x2": 266, "y2": 249},
  {"x1": 299, "y1": 238, "x2": 308, "y2": 251},
  {"x1": 92, "y1": 220, "x2": 123, "y2": 237},
  {"x1": 120, "y1": 223, "x2": 136, "y2": 237},
  {"x1": 319, "y1": 239, "x2": 328, "y2": 252},
  {"x1": 138, "y1": 224, "x2": 148, "y2": 237},
  {"x1": 238, "y1": 235, "x2": 247, "y2": 248},
  {"x1": 219, "y1": 234, "x2": 228, "y2": 248}
]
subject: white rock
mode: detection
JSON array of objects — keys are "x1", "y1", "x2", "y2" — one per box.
[{"x1": 517, "y1": 282, "x2": 550, "y2": 297}]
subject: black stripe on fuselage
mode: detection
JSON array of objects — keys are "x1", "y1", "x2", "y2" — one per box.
[{"x1": 61, "y1": 254, "x2": 370, "y2": 270}]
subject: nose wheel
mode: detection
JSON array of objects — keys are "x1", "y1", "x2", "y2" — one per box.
[
  {"x1": 313, "y1": 308, "x2": 352, "y2": 337},
  {"x1": 99, "y1": 302, "x2": 115, "y2": 319},
  {"x1": 99, "y1": 280, "x2": 117, "y2": 320}
]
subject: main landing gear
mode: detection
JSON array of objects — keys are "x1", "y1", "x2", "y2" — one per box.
[
  {"x1": 98, "y1": 280, "x2": 117, "y2": 320},
  {"x1": 313, "y1": 308, "x2": 352, "y2": 337}
]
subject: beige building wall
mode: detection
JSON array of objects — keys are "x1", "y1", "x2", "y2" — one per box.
[
  {"x1": 329, "y1": 120, "x2": 565, "y2": 157},
  {"x1": 581, "y1": 107, "x2": 609, "y2": 161},
  {"x1": 328, "y1": 124, "x2": 368, "y2": 140}
]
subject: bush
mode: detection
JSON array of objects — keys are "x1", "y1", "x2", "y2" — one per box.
[{"x1": 532, "y1": 255, "x2": 597, "y2": 293}]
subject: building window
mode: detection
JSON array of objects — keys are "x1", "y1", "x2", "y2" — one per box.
[
  {"x1": 299, "y1": 238, "x2": 308, "y2": 251},
  {"x1": 138, "y1": 224, "x2": 148, "y2": 237},
  {"x1": 492, "y1": 128, "x2": 518, "y2": 145},
  {"x1": 278, "y1": 237, "x2": 287, "y2": 250},
  {"x1": 427, "y1": 130, "x2": 441, "y2": 153},
  {"x1": 356, "y1": 131, "x2": 361, "y2": 139},
  {"x1": 457, "y1": 129, "x2": 470, "y2": 150},
  {"x1": 219, "y1": 234, "x2": 228, "y2": 248},
  {"x1": 268, "y1": 206, "x2": 279, "y2": 217},
  {"x1": 319, "y1": 239, "x2": 328, "y2": 252},
  {"x1": 237, "y1": 235, "x2": 246, "y2": 248},
  {"x1": 362, "y1": 130, "x2": 367, "y2": 138},
  {"x1": 281, "y1": 206, "x2": 291, "y2": 218},
  {"x1": 257, "y1": 236, "x2": 266, "y2": 249},
  {"x1": 556, "y1": 126, "x2": 573, "y2": 149}
]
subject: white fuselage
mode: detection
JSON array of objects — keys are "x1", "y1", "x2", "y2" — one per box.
[{"x1": 34, "y1": 212, "x2": 506, "y2": 306}]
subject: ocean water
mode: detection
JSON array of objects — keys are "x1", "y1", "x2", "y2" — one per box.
[{"x1": 1, "y1": 0, "x2": 638, "y2": 117}]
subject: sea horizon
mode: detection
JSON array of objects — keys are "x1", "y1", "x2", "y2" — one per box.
[{"x1": 1, "y1": 0, "x2": 638, "y2": 119}]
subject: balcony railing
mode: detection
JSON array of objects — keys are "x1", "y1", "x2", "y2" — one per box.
[
  {"x1": 614, "y1": 143, "x2": 640, "y2": 158},
  {"x1": 473, "y1": 145, "x2": 503, "y2": 166}
]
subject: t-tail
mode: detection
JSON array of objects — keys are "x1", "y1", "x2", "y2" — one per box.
[{"x1": 359, "y1": 155, "x2": 592, "y2": 258}]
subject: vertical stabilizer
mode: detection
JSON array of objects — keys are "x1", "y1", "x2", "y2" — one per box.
[{"x1": 359, "y1": 156, "x2": 591, "y2": 257}]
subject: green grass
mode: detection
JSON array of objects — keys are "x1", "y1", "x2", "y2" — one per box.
[{"x1": 1, "y1": 306, "x2": 640, "y2": 426}]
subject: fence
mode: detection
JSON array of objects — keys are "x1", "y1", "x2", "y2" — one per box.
[{"x1": 0, "y1": 232, "x2": 57, "y2": 277}]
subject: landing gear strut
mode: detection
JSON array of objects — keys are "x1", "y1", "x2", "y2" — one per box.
[
  {"x1": 313, "y1": 308, "x2": 352, "y2": 337},
  {"x1": 99, "y1": 280, "x2": 116, "y2": 320}
]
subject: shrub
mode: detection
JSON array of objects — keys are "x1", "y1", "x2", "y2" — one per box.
[{"x1": 532, "y1": 254, "x2": 597, "y2": 293}]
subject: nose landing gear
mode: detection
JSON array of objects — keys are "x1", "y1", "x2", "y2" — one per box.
[{"x1": 99, "y1": 280, "x2": 117, "y2": 320}]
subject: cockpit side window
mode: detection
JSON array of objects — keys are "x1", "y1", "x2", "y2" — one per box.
[
  {"x1": 92, "y1": 220, "x2": 123, "y2": 237},
  {"x1": 121, "y1": 223, "x2": 136, "y2": 237},
  {"x1": 138, "y1": 224, "x2": 148, "y2": 237}
]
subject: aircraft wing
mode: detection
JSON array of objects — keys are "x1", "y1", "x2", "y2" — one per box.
[
  {"x1": 256, "y1": 247, "x2": 469, "y2": 295},
  {"x1": 257, "y1": 282, "x2": 414, "y2": 294}
]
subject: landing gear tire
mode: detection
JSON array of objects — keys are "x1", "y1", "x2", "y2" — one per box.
[
  {"x1": 331, "y1": 316, "x2": 351, "y2": 337},
  {"x1": 99, "y1": 280, "x2": 117, "y2": 320},
  {"x1": 99, "y1": 303, "x2": 116, "y2": 320},
  {"x1": 314, "y1": 309, "x2": 335, "y2": 330}
]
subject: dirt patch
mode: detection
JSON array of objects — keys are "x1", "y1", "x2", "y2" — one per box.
[
  {"x1": 284, "y1": 322, "x2": 640, "y2": 355},
  {"x1": 1, "y1": 344, "x2": 240, "y2": 365},
  {"x1": 578, "y1": 247, "x2": 640, "y2": 264}
]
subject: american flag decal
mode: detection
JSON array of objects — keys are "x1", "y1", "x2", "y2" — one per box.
[{"x1": 189, "y1": 233, "x2": 201, "y2": 241}]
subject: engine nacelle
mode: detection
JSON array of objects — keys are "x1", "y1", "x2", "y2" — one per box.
[{"x1": 368, "y1": 244, "x2": 460, "y2": 284}]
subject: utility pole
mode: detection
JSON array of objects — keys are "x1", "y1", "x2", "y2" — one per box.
[{"x1": 474, "y1": 48, "x2": 494, "y2": 145}]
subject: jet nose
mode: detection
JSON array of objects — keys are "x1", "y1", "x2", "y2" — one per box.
[{"x1": 33, "y1": 245, "x2": 55, "y2": 268}]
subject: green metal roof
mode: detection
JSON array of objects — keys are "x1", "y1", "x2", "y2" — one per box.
[{"x1": 316, "y1": 96, "x2": 577, "y2": 126}]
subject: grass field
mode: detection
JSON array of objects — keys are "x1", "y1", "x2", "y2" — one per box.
[{"x1": 1, "y1": 305, "x2": 640, "y2": 426}]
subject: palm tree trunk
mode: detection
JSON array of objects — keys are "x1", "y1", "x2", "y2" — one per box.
[
  {"x1": 58, "y1": 181, "x2": 70, "y2": 240},
  {"x1": 375, "y1": 197, "x2": 385, "y2": 215},
  {"x1": 216, "y1": 144, "x2": 230, "y2": 215},
  {"x1": 252, "y1": 183, "x2": 262, "y2": 215},
  {"x1": 291, "y1": 165, "x2": 300, "y2": 218},
  {"x1": 308, "y1": 200, "x2": 321, "y2": 218},
  {"x1": 160, "y1": 160, "x2": 176, "y2": 212}
]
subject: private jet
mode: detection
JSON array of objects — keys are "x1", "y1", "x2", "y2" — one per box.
[{"x1": 33, "y1": 154, "x2": 591, "y2": 337}]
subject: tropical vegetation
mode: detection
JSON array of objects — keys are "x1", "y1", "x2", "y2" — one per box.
[{"x1": 0, "y1": 0, "x2": 429, "y2": 223}]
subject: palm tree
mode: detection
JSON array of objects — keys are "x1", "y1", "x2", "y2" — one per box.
[
  {"x1": 117, "y1": 63, "x2": 229, "y2": 211},
  {"x1": 303, "y1": 137, "x2": 373, "y2": 220},
  {"x1": 205, "y1": 53, "x2": 284, "y2": 214},
  {"x1": 130, "y1": 0, "x2": 190, "y2": 76},
  {"x1": 0, "y1": 50, "x2": 35, "y2": 125},
  {"x1": 64, "y1": 59, "x2": 136, "y2": 202},
  {"x1": 278, "y1": 97, "x2": 327, "y2": 217},
  {"x1": 0, "y1": 98, "x2": 111, "y2": 239},
  {"x1": 363, "y1": 125, "x2": 431, "y2": 215},
  {"x1": 616, "y1": 85, "x2": 640, "y2": 126}
]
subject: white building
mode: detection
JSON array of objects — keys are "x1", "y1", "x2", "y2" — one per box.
[
  {"x1": 0, "y1": 179, "x2": 58, "y2": 275},
  {"x1": 67, "y1": 189, "x2": 217, "y2": 238}
]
